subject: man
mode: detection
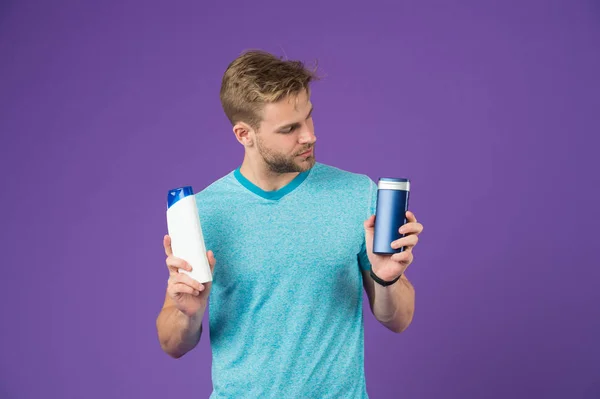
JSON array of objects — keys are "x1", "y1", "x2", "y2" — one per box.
[{"x1": 156, "y1": 50, "x2": 424, "y2": 398}]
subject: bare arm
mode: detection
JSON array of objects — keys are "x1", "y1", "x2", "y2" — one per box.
[
  {"x1": 361, "y1": 211, "x2": 422, "y2": 333},
  {"x1": 156, "y1": 235, "x2": 216, "y2": 358},
  {"x1": 362, "y1": 271, "x2": 415, "y2": 333},
  {"x1": 156, "y1": 293, "x2": 207, "y2": 358}
]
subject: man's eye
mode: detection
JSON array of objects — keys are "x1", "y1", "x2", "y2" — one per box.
[{"x1": 281, "y1": 126, "x2": 296, "y2": 133}]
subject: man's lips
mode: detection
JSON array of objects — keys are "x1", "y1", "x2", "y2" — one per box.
[{"x1": 298, "y1": 148, "x2": 313, "y2": 156}]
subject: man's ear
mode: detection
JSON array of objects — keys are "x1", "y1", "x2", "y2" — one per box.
[{"x1": 233, "y1": 122, "x2": 256, "y2": 147}]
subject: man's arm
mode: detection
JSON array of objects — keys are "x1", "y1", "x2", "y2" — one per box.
[
  {"x1": 156, "y1": 236, "x2": 216, "y2": 359},
  {"x1": 156, "y1": 293, "x2": 206, "y2": 358},
  {"x1": 361, "y1": 270, "x2": 415, "y2": 333}
]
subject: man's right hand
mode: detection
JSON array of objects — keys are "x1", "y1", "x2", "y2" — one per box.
[{"x1": 163, "y1": 235, "x2": 216, "y2": 318}]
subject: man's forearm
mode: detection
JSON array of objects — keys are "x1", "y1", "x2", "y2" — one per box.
[
  {"x1": 371, "y1": 275, "x2": 415, "y2": 333},
  {"x1": 156, "y1": 306, "x2": 205, "y2": 358}
]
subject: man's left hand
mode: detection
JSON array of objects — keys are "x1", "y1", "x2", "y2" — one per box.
[{"x1": 364, "y1": 211, "x2": 424, "y2": 282}]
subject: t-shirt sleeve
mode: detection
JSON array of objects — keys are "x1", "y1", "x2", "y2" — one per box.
[{"x1": 358, "y1": 176, "x2": 378, "y2": 271}]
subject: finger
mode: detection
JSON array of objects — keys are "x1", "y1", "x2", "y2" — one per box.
[
  {"x1": 391, "y1": 250, "x2": 413, "y2": 265},
  {"x1": 166, "y1": 255, "x2": 193, "y2": 274},
  {"x1": 169, "y1": 283, "x2": 200, "y2": 297},
  {"x1": 399, "y1": 222, "x2": 424, "y2": 235},
  {"x1": 406, "y1": 211, "x2": 417, "y2": 223},
  {"x1": 163, "y1": 235, "x2": 173, "y2": 256},
  {"x1": 170, "y1": 272, "x2": 203, "y2": 291},
  {"x1": 391, "y1": 234, "x2": 419, "y2": 250}
]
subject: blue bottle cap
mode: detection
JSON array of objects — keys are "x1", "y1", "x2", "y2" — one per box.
[{"x1": 167, "y1": 186, "x2": 194, "y2": 209}]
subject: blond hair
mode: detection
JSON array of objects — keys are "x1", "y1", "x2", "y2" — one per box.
[{"x1": 219, "y1": 50, "x2": 319, "y2": 130}]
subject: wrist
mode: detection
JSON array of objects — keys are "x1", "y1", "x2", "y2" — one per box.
[
  {"x1": 191, "y1": 303, "x2": 207, "y2": 321},
  {"x1": 176, "y1": 303, "x2": 206, "y2": 322},
  {"x1": 370, "y1": 266, "x2": 402, "y2": 287}
]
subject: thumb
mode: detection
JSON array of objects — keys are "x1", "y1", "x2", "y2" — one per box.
[
  {"x1": 364, "y1": 214, "x2": 375, "y2": 232},
  {"x1": 207, "y1": 250, "x2": 216, "y2": 273}
]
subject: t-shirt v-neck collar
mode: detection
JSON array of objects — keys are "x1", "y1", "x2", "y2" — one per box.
[{"x1": 233, "y1": 165, "x2": 312, "y2": 201}]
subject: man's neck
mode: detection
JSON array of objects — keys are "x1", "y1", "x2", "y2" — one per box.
[{"x1": 239, "y1": 156, "x2": 299, "y2": 192}]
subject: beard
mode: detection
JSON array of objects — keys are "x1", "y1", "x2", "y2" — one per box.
[{"x1": 255, "y1": 134, "x2": 315, "y2": 174}]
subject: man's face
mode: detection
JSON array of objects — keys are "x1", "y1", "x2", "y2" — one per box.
[{"x1": 253, "y1": 89, "x2": 316, "y2": 174}]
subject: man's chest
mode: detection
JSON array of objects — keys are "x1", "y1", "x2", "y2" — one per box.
[{"x1": 204, "y1": 201, "x2": 365, "y2": 288}]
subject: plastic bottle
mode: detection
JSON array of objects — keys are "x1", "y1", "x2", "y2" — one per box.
[
  {"x1": 373, "y1": 178, "x2": 411, "y2": 254},
  {"x1": 166, "y1": 186, "x2": 212, "y2": 284}
]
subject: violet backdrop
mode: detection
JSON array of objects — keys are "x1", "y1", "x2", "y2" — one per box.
[{"x1": 0, "y1": 0, "x2": 599, "y2": 398}]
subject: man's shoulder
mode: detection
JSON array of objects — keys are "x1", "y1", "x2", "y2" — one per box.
[
  {"x1": 195, "y1": 169, "x2": 235, "y2": 193},
  {"x1": 311, "y1": 162, "x2": 376, "y2": 190},
  {"x1": 192, "y1": 169, "x2": 239, "y2": 207}
]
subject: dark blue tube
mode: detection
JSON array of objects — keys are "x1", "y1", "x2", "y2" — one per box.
[{"x1": 373, "y1": 178, "x2": 410, "y2": 255}]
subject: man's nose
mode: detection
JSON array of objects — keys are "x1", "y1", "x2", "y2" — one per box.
[{"x1": 299, "y1": 126, "x2": 316, "y2": 145}]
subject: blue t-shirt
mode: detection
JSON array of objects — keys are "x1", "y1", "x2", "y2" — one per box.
[{"x1": 195, "y1": 162, "x2": 378, "y2": 398}]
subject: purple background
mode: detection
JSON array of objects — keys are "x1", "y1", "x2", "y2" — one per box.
[{"x1": 1, "y1": 1, "x2": 599, "y2": 398}]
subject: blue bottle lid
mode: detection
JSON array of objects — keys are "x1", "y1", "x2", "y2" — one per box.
[{"x1": 167, "y1": 186, "x2": 194, "y2": 209}]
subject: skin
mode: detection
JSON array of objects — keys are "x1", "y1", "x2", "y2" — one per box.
[
  {"x1": 156, "y1": 88, "x2": 424, "y2": 358},
  {"x1": 234, "y1": 88, "x2": 317, "y2": 191},
  {"x1": 363, "y1": 211, "x2": 423, "y2": 333}
]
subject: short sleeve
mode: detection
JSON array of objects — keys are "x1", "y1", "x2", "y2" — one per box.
[{"x1": 358, "y1": 176, "x2": 378, "y2": 271}]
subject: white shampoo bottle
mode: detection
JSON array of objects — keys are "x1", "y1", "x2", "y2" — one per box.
[{"x1": 166, "y1": 186, "x2": 212, "y2": 284}]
